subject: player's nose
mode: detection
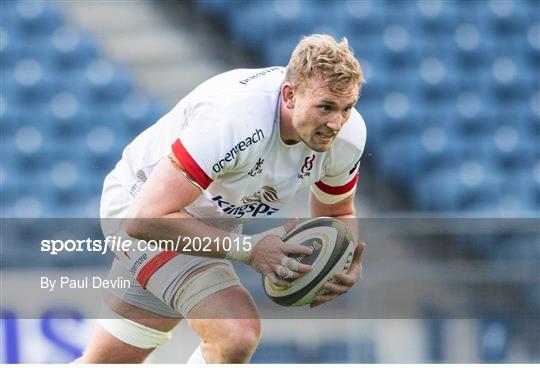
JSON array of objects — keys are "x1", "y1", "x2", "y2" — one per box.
[{"x1": 326, "y1": 115, "x2": 342, "y2": 132}]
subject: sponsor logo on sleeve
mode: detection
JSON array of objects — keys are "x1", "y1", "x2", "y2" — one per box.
[
  {"x1": 128, "y1": 253, "x2": 148, "y2": 276},
  {"x1": 212, "y1": 129, "x2": 265, "y2": 174}
]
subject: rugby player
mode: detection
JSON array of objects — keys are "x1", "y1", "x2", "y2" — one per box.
[{"x1": 76, "y1": 34, "x2": 367, "y2": 363}]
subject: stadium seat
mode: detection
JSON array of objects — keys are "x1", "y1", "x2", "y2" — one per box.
[
  {"x1": 12, "y1": 0, "x2": 64, "y2": 38},
  {"x1": 227, "y1": 2, "x2": 271, "y2": 50},
  {"x1": 47, "y1": 92, "x2": 93, "y2": 137},
  {"x1": 414, "y1": 160, "x2": 498, "y2": 213},
  {"x1": 6, "y1": 58, "x2": 56, "y2": 104},
  {"x1": 10, "y1": 181, "x2": 52, "y2": 218},
  {"x1": 419, "y1": 70, "x2": 460, "y2": 103},
  {"x1": 489, "y1": 0, "x2": 530, "y2": 35},
  {"x1": 493, "y1": 130, "x2": 536, "y2": 170},
  {"x1": 353, "y1": 40, "x2": 388, "y2": 100},
  {"x1": 497, "y1": 166, "x2": 539, "y2": 213},
  {"x1": 525, "y1": 22, "x2": 540, "y2": 68},
  {"x1": 0, "y1": 25, "x2": 24, "y2": 68},
  {"x1": 387, "y1": 120, "x2": 424, "y2": 151},
  {"x1": 196, "y1": 0, "x2": 236, "y2": 21},
  {"x1": 490, "y1": 54, "x2": 533, "y2": 101},
  {"x1": 343, "y1": 0, "x2": 386, "y2": 36},
  {"x1": 380, "y1": 18, "x2": 423, "y2": 72},
  {"x1": 453, "y1": 23, "x2": 496, "y2": 70},
  {"x1": 7, "y1": 123, "x2": 56, "y2": 175},
  {"x1": 457, "y1": 178, "x2": 499, "y2": 212},
  {"x1": 87, "y1": 104, "x2": 126, "y2": 135},
  {"x1": 455, "y1": 104, "x2": 496, "y2": 138},
  {"x1": 0, "y1": 91, "x2": 22, "y2": 136},
  {"x1": 377, "y1": 134, "x2": 423, "y2": 190},
  {"x1": 262, "y1": 34, "x2": 301, "y2": 67},
  {"x1": 51, "y1": 26, "x2": 99, "y2": 71},
  {"x1": 83, "y1": 60, "x2": 134, "y2": 104},
  {"x1": 121, "y1": 93, "x2": 165, "y2": 137},
  {"x1": 416, "y1": 0, "x2": 459, "y2": 36}
]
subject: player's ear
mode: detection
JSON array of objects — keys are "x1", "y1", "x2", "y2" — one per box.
[{"x1": 281, "y1": 82, "x2": 296, "y2": 109}]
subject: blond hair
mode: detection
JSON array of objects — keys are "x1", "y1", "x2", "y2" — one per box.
[{"x1": 285, "y1": 34, "x2": 363, "y2": 94}]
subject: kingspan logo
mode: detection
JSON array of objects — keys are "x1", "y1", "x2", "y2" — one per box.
[
  {"x1": 212, "y1": 129, "x2": 264, "y2": 173},
  {"x1": 212, "y1": 186, "x2": 281, "y2": 218},
  {"x1": 240, "y1": 186, "x2": 281, "y2": 204}
]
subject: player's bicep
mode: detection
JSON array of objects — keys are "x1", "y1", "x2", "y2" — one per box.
[{"x1": 128, "y1": 156, "x2": 202, "y2": 218}]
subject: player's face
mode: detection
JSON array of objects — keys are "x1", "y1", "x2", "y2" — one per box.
[{"x1": 291, "y1": 78, "x2": 358, "y2": 152}]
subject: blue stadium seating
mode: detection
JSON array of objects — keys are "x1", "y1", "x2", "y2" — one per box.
[
  {"x1": 1, "y1": 0, "x2": 164, "y2": 219},
  {"x1": 50, "y1": 26, "x2": 99, "y2": 71},
  {"x1": 11, "y1": 1, "x2": 64, "y2": 37}
]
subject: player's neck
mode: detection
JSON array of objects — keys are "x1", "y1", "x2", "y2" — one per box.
[{"x1": 279, "y1": 101, "x2": 300, "y2": 145}]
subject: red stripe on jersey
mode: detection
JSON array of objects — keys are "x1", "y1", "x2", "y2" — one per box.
[
  {"x1": 315, "y1": 172, "x2": 359, "y2": 195},
  {"x1": 172, "y1": 139, "x2": 213, "y2": 190},
  {"x1": 136, "y1": 251, "x2": 177, "y2": 288}
]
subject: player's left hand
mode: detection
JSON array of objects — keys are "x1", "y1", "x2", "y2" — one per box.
[{"x1": 309, "y1": 242, "x2": 365, "y2": 308}]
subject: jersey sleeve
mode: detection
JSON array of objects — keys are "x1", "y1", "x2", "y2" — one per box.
[
  {"x1": 311, "y1": 109, "x2": 367, "y2": 204},
  {"x1": 170, "y1": 100, "x2": 267, "y2": 190}
]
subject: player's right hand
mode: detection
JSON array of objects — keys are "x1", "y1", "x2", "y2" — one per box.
[{"x1": 247, "y1": 219, "x2": 313, "y2": 287}]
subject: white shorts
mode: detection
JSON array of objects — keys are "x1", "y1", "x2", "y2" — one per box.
[{"x1": 100, "y1": 171, "x2": 242, "y2": 318}]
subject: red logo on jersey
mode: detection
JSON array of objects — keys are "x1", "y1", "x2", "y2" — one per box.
[{"x1": 301, "y1": 155, "x2": 316, "y2": 174}]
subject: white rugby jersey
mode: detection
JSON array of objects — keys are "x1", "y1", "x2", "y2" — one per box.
[{"x1": 111, "y1": 67, "x2": 366, "y2": 230}]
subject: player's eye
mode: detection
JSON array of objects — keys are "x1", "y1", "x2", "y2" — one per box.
[{"x1": 318, "y1": 105, "x2": 332, "y2": 113}]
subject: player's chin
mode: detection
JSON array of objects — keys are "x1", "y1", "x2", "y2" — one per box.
[{"x1": 309, "y1": 137, "x2": 335, "y2": 152}]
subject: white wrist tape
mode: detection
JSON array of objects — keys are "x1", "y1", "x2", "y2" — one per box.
[{"x1": 224, "y1": 234, "x2": 255, "y2": 264}]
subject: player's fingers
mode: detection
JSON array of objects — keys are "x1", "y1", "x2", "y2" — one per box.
[
  {"x1": 275, "y1": 258, "x2": 308, "y2": 275},
  {"x1": 274, "y1": 265, "x2": 301, "y2": 280},
  {"x1": 282, "y1": 218, "x2": 299, "y2": 234},
  {"x1": 281, "y1": 256, "x2": 301, "y2": 272},
  {"x1": 344, "y1": 243, "x2": 365, "y2": 276},
  {"x1": 356, "y1": 243, "x2": 366, "y2": 263},
  {"x1": 324, "y1": 282, "x2": 348, "y2": 294},
  {"x1": 267, "y1": 272, "x2": 291, "y2": 287},
  {"x1": 335, "y1": 272, "x2": 356, "y2": 287},
  {"x1": 294, "y1": 263, "x2": 311, "y2": 274},
  {"x1": 282, "y1": 243, "x2": 313, "y2": 256},
  {"x1": 314, "y1": 293, "x2": 338, "y2": 303},
  {"x1": 309, "y1": 300, "x2": 324, "y2": 308}
]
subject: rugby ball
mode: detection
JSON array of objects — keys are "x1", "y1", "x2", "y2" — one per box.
[{"x1": 262, "y1": 217, "x2": 356, "y2": 307}]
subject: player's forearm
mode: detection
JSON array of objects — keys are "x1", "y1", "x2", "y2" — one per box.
[
  {"x1": 125, "y1": 212, "x2": 247, "y2": 259},
  {"x1": 310, "y1": 195, "x2": 359, "y2": 243}
]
